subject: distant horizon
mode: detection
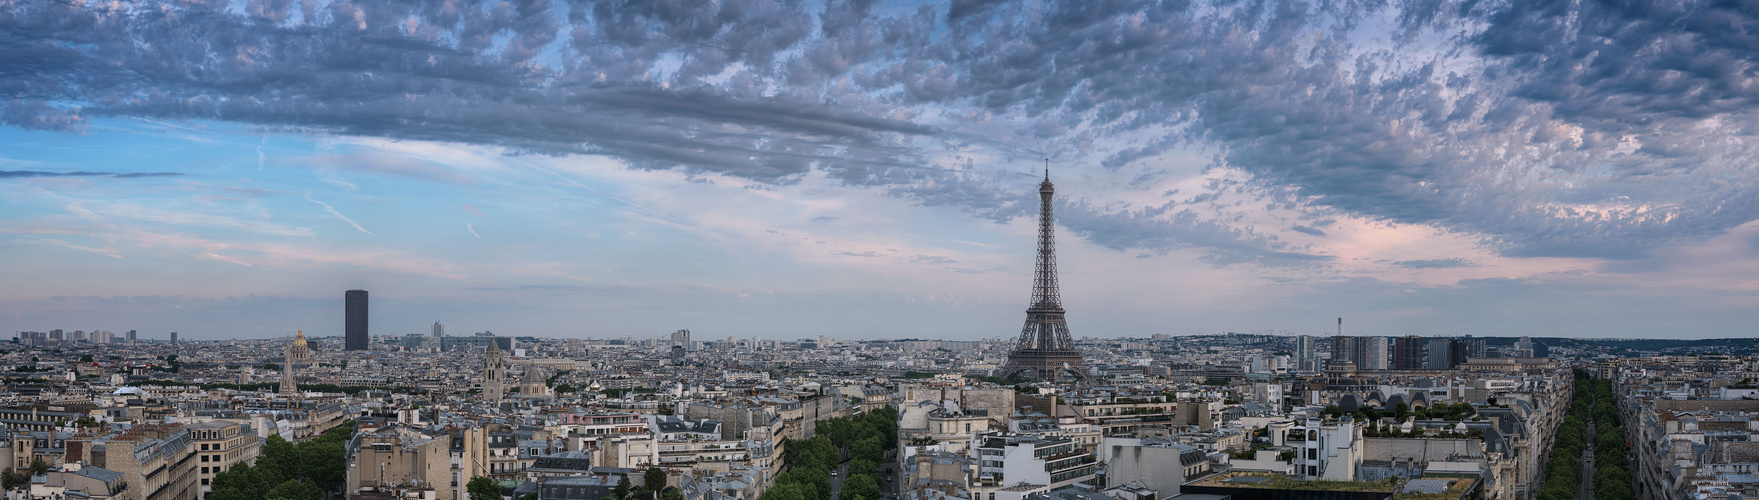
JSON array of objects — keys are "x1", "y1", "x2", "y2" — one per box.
[{"x1": 8, "y1": 323, "x2": 1751, "y2": 343}]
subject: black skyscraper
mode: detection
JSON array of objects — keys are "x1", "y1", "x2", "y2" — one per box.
[
  {"x1": 1393, "y1": 335, "x2": 1425, "y2": 370},
  {"x1": 345, "y1": 289, "x2": 369, "y2": 350}
]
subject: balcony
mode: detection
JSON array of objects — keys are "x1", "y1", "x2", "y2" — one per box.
[{"x1": 1046, "y1": 455, "x2": 1096, "y2": 473}]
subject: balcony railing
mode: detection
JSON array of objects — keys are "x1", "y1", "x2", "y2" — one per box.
[{"x1": 1046, "y1": 455, "x2": 1096, "y2": 473}]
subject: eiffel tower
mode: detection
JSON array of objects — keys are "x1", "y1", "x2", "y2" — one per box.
[{"x1": 1001, "y1": 163, "x2": 1090, "y2": 383}]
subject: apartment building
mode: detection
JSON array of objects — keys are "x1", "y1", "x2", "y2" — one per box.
[
  {"x1": 91, "y1": 423, "x2": 199, "y2": 500},
  {"x1": 899, "y1": 399, "x2": 998, "y2": 454},
  {"x1": 188, "y1": 420, "x2": 261, "y2": 496},
  {"x1": 346, "y1": 422, "x2": 509, "y2": 500},
  {"x1": 347, "y1": 424, "x2": 453, "y2": 498},
  {"x1": 1285, "y1": 417, "x2": 1363, "y2": 481},
  {"x1": 1621, "y1": 388, "x2": 1759, "y2": 498},
  {"x1": 1063, "y1": 399, "x2": 1177, "y2": 437},
  {"x1": 36, "y1": 464, "x2": 129, "y2": 499},
  {"x1": 1097, "y1": 437, "x2": 1210, "y2": 497},
  {"x1": 972, "y1": 433, "x2": 1097, "y2": 491}
]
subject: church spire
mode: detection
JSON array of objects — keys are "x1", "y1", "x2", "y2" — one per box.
[{"x1": 483, "y1": 337, "x2": 505, "y2": 404}]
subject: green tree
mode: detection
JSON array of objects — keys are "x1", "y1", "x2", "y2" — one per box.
[
  {"x1": 209, "y1": 483, "x2": 254, "y2": 500},
  {"x1": 468, "y1": 476, "x2": 502, "y2": 500},
  {"x1": 28, "y1": 458, "x2": 48, "y2": 476},
  {"x1": 614, "y1": 475, "x2": 632, "y2": 499},
  {"x1": 839, "y1": 474, "x2": 881, "y2": 500},
  {"x1": 0, "y1": 468, "x2": 19, "y2": 490},
  {"x1": 258, "y1": 434, "x2": 298, "y2": 479},
  {"x1": 644, "y1": 467, "x2": 668, "y2": 499},
  {"x1": 266, "y1": 479, "x2": 318, "y2": 500},
  {"x1": 298, "y1": 440, "x2": 348, "y2": 490},
  {"x1": 852, "y1": 437, "x2": 883, "y2": 463},
  {"x1": 782, "y1": 467, "x2": 832, "y2": 500},
  {"x1": 760, "y1": 482, "x2": 810, "y2": 500},
  {"x1": 211, "y1": 462, "x2": 280, "y2": 500},
  {"x1": 847, "y1": 459, "x2": 877, "y2": 478}
]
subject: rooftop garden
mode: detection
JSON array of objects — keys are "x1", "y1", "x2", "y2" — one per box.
[
  {"x1": 1193, "y1": 471, "x2": 1399, "y2": 492},
  {"x1": 1227, "y1": 446, "x2": 1263, "y2": 460},
  {"x1": 1393, "y1": 478, "x2": 1476, "y2": 500}
]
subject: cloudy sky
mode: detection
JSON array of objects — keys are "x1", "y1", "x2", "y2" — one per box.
[{"x1": 3, "y1": 0, "x2": 1758, "y2": 341}]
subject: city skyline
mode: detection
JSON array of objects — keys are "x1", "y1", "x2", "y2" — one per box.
[
  {"x1": 6, "y1": 1, "x2": 1759, "y2": 339},
  {"x1": 0, "y1": 3, "x2": 1750, "y2": 500}
]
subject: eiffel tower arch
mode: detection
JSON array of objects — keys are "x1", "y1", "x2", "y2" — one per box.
[{"x1": 1000, "y1": 164, "x2": 1090, "y2": 383}]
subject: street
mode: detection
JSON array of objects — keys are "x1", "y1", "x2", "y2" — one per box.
[
  {"x1": 1579, "y1": 400, "x2": 1597, "y2": 500},
  {"x1": 828, "y1": 461, "x2": 848, "y2": 500}
]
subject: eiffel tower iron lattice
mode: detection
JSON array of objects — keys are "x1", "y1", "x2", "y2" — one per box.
[{"x1": 1001, "y1": 163, "x2": 1090, "y2": 383}]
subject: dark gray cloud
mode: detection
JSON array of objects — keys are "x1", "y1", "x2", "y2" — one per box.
[
  {"x1": 892, "y1": 0, "x2": 1759, "y2": 259},
  {"x1": 1056, "y1": 198, "x2": 1332, "y2": 266},
  {"x1": 0, "y1": 0, "x2": 917, "y2": 183},
  {"x1": 3, "y1": 0, "x2": 1756, "y2": 262},
  {"x1": 0, "y1": 170, "x2": 185, "y2": 179}
]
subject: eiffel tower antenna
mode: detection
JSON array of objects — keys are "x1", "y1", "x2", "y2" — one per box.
[{"x1": 1001, "y1": 160, "x2": 1089, "y2": 383}]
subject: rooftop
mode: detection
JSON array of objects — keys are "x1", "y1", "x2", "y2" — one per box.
[{"x1": 1191, "y1": 472, "x2": 1399, "y2": 493}]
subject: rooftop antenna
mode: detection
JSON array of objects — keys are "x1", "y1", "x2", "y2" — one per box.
[
  {"x1": 1044, "y1": 158, "x2": 1050, "y2": 181},
  {"x1": 1338, "y1": 317, "x2": 1342, "y2": 337}
]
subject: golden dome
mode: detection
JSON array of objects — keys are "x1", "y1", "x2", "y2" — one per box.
[{"x1": 293, "y1": 329, "x2": 308, "y2": 347}]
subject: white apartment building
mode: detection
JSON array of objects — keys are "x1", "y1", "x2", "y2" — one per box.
[
  {"x1": 1283, "y1": 417, "x2": 1363, "y2": 481},
  {"x1": 972, "y1": 433, "x2": 1097, "y2": 491}
]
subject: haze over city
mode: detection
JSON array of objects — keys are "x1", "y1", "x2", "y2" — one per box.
[{"x1": 4, "y1": 0, "x2": 1758, "y2": 340}]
